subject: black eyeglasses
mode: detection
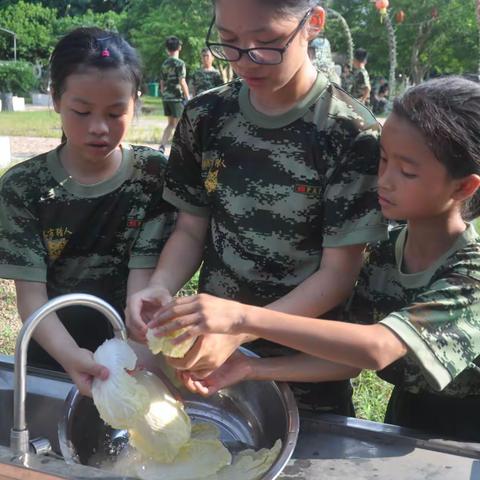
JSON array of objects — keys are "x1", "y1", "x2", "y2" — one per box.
[{"x1": 205, "y1": 9, "x2": 313, "y2": 66}]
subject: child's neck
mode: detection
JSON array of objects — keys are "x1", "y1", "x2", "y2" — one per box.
[
  {"x1": 403, "y1": 211, "x2": 467, "y2": 274},
  {"x1": 249, "y1": 60, "x2": 317, "y2": 116},
  {"x1": 168, "y1": 51, "x2": 179, "y2": 58},
  {"x1": 60, "y1": 144, "x2": 123, "y2": 185}
]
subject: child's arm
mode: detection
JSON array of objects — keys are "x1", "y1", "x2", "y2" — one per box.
[
  {"x1": 126, "y1": 211, "x2": 208, "y2": 339},
  {"x1": 267, "y1": 244, "x2": 365, "y2": 317},
  {"x1": 160, "y1": 80, "x2": 165, "y2": 95},
  {"x1": 180, "y1": 350, "x2": 361, "y2": 396},
  {"x1": 152, "y1": 293, "x2": 407, "y2": 372},
  {"x1": 180, "y1": 78, "x2": 190, "y2": 100},
  {"x1": 14, "y1": 280, "x2": 109, "y2": 396}
]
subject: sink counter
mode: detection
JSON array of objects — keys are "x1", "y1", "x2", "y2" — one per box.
[{"x1": 0, "y1": 354, "x2": 478, "y2": 480}]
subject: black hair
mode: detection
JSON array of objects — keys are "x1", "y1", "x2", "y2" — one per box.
[
  {"x1": 354, "y1": 48, "x2": 368, "y2": 63},
  {"x1": 378, "y1": 83, "x2": 389, "y2": 95},
  {"x1": 166, "y1": 36, "x2": 182, "y2": 52},
  {"x1": 201, "y1": 47, "x2": 211, "y2": 55},
  {"x1": 212, "y1": 0, "x2": 316, "y2": 18},
  {"x1": 50, "y1": 27, "x2": 142, "y2": 102},
  {"x1": 392, "y1": 76, "x2": 480, "y2": 220}
]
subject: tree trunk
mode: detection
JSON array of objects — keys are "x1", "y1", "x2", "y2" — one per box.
[
  {"x1": 384, "y1": 14, "x2": 397, "y2": 97},
  {"x1": 410, "y1": 19, "x2": 435, "y2": 84},
  {"x1": 0, "y1": 92, "x2": 13, "y2": 112}
]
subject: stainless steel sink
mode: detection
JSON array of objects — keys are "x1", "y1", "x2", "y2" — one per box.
[{"x1": 0, "y1": 355, "x2": 72, "y2": 453}]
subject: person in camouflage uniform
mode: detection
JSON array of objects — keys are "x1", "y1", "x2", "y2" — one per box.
[
  {"x1": 159, "y1": 36, "x2": 190, "y2": 153},
  {"x1": 149, "y1": 77, "x2": 480, "y2": 442},
  {"x1": 0, "y1": 28, "x2": 175, "y2": 397},
  {"x1": 128, "y1": 0, "x2": 386, "y2": 416},
  {"x1": 308, "y1": 36, "x2": 340, "y2": 84},
  {"x1": 191, "y1": 47, "x2": 224, "y2": 97},
  {"x1": 351, "y1": 48, "x2": 371, "y2": 105}
]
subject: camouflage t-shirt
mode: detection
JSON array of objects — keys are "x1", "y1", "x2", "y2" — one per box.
[
  {"x1": 0, "y1": 143, "x2": 175, "y2": 321},
  {"x1": 351, "y1": 66, "x2": 371, "y2": 103},
  {"x1": 348, "y1": 225, "x2": 480, "y2": 397},
  {"x1": 191, "y1": 68, "x2": 223, "y2": 96},
  {"x1": 160, "y1": 57, "x2": 187, "y2": 102},
  {"x1": 164, "y1": 74, "x2": 387, "y2": 307}
]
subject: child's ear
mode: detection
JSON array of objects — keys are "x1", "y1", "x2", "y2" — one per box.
[
  {"x1": 308, "y1": 6, "x2": 326, "y2": 39},
  {"x1": 453, "y1": 174, "x2": 480, "y2": 202},
  {"x1": 51, "y1": 92, "x2": 61, "y2": 114}
]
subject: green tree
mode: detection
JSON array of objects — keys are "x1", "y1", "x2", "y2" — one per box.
[
  {"x1": 0, "y1": 0, "x2": 128, "y2": 15},
  {"x1": 0, "y1": 1, "x2": 57, "y2": 62},
  {"x1": 126, "y1": 0, "x2": 213, "y2": 80}
]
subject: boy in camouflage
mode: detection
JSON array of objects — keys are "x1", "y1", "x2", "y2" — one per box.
[
  {"x1": 127, "y1": 0, "x2": 387, "y2": 416},
  {"x1": 153, "y1": 77, "x2": 480, "y2": 442},
  {"x1": 0, "y1": 28, "x2": 175, "y2": 397},
  {"x1": 351, "y1": 48, "x2": 371, "y2": 105},
  {"x1": 159, "y1": 36, "x2": 190, "y2": 153},
  {"x1": 191, "y1": 47, "x2": 224, "y2": 97}
]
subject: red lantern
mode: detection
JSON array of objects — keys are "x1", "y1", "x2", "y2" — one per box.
[
  {"x1": 375, "y1": 0, "x2": 389, "y2": 19},
  {"x1": 375, "y1": 0, "x2": 389, "y2": 9},
  {"x1": 395, "y1": 10, "x2": 406, "y2": 23}
]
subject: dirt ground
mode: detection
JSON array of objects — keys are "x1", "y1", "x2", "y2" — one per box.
[
  {"x1": 9, "y1": 136, "x2": 171, "y2": 162},
  {"x1": 10, "y1": 136, "x2": 61, "y2": 162}
]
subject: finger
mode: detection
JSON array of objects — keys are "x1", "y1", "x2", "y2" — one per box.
[
  {"x1": 126, "y1": 323, "x2": 147, "y2": 343},
  {"x1": 189, "y1": 368, "x2": 214, "y2": 380},
  {"x1": 170, "y1": 326, "x2": 200, "y2": 344},
  {"x1": 126, "y1": 294, "x2": 145, "y2": 327},
  {"x1": 150, "y1": 302, "x2": 198, "y2": 326},
  {"x1": 91, "y1": 364, "x2": 110, "y2": 381}
]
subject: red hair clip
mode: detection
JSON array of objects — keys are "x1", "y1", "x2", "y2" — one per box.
[{"x1": 101, "y1": 48, "x2": 110, "y2": 57}]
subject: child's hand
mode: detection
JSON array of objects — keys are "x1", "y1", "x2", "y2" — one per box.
[
  {"x1": 148, "y1": 293, "x2": 246, "y2": 342},
  {"x1": 179, "y1": 351, "x2": 253, "y2": 396},
  {"x1": 126, "y1": 285, "x2": 173, "y2": 342},
  {"x1": 63, "y1": 348, "x2": 109, "y2": 397}
]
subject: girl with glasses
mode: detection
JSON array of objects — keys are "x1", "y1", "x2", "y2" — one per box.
[{"x1": 127, "y1": 0, "x2": 387, "y2": 416}]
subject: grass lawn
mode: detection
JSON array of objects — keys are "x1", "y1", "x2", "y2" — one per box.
[{"x1": 0, "y1": 96, "x2": 167, "y2": 144}]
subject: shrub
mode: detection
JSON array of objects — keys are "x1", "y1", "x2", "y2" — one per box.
[{"x1": 0, "y1": 61, "x2": 37, "y2": 96}]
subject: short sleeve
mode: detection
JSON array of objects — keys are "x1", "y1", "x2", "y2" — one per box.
[
  {"x1": 322, "y1": 126, "x2": 387, "y2": 247},
  {"x1": 380, "y1": 272, "x2": 480, "y2": 391},
  {"x1": 0, "y1": 173, "x2": 47, "y2": 282},
  {"x1": 129, "y1": 203, "x2": 176, "y2": 269},
  {"x1": 214, "y1": 72, "x2": 223, "y2": 87},
  {"x1": 162, "y1": 111, "x2": 210, "y2": 216}
]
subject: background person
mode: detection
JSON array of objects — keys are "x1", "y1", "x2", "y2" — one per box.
[
  {"x1": 191, "y1": 47, "x2": 224, "y2": 96},
  {"x1": 159, "y1": 36, "x2": 190, "y2": 153},
  {"x1": 351, "y1": 47, "x2": 371, "y2": 105}
]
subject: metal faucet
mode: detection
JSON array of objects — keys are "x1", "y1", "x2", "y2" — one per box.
[{"x1": 10, "y1": 293, "x2": 127, "y2": 456}]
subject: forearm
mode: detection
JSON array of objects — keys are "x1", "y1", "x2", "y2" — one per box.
[
  {"x1": 160, "y1": 81, "x2": 165, "y2": 94},
  {"x1": 15, "y1": 281, "x2": 79, "y2": 367},
  {"x1": 267, "y1": 245, "x2": 364, "y2": 317},
  {"x1": 180, "y1": 79, "x2": 190, "y2": 99},
  {"x1": 127, "y1": 268, "x2": 154, "y2": 297},
  {"x1": 247, "y1": 354, "x2": 361, "y2": 383},
  {"x1": 241, "y1": 305, "x2": 406, "y2": 370},
  {"x1": 148, "y1": 213, "x2": 208, "y2": 295}
]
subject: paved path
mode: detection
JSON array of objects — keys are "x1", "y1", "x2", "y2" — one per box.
[{"x1": 9, "y1": 136, "x2": 170, "y2": 163}]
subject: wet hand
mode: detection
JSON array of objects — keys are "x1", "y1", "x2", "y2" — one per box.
[
  {"x1": 165, "y1": 332, "x2": 245, "y2": 377},
  {"x1": 63, "y1": 348, "x2": 109, "y2": 397},
  {"x1": 126, "y1": 285, "x2": 172, "y2": 343},
  {"x1": 179, "y1": 351, "x2": 253, "y2": 396},
  {"x1": 148, "y1": 294, "x2": 245, "y2": 342}
]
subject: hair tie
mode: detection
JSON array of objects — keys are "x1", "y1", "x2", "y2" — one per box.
[{"x1": 101, "y1": 48, "x2": 110, "y2": 57}]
